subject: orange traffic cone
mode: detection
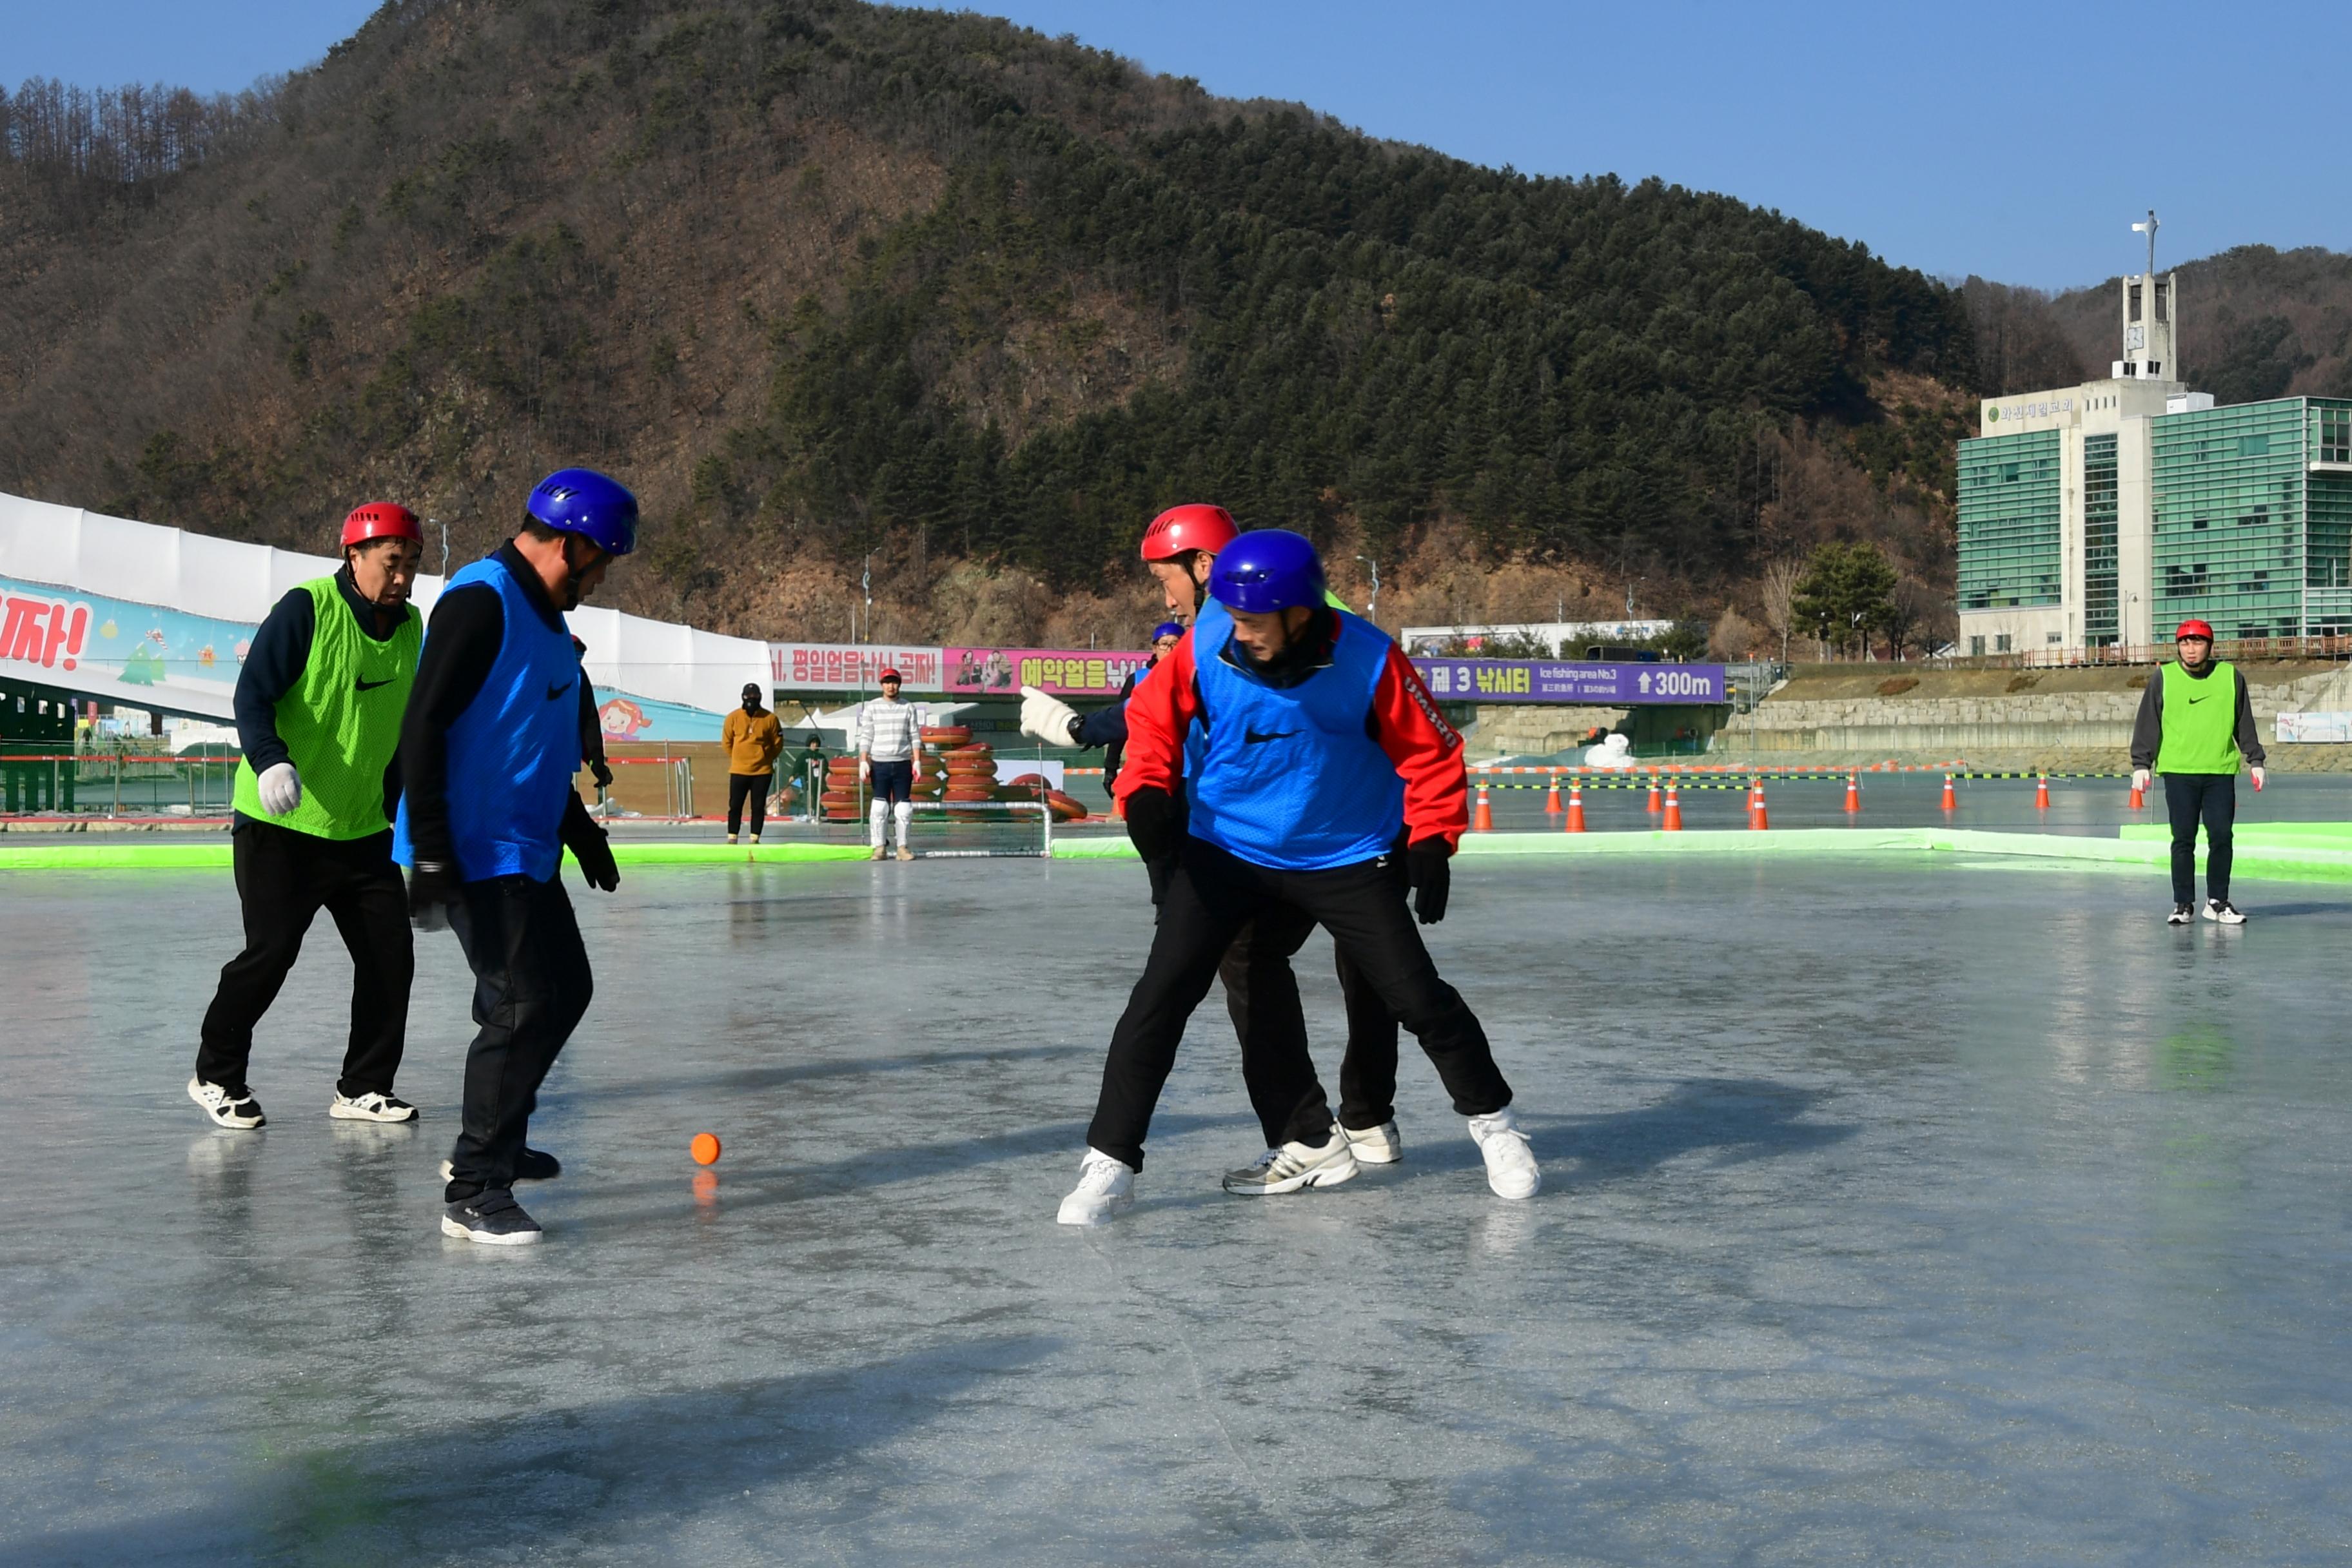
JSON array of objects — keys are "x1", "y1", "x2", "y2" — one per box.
[
  {"x1": 1564, "y1": 779, "x2": 1586, "y2": 833},
  {"x1": 1473, "y1": 781, "x2": 1494, "y2": 833},
  {"x1": 1544, "y1": 774, "x2": 1562, "y2": 816},
  {"x1": 1749, "y1": 777, "x2": 1770, "y2": 830},
  {"x1": 1645, "y1": 770, "x2": 1662, "y2": 814},
  {"x1": 1844, "y1": 770, "x2": 1861, "y2": 814},
  {"x1": 1941, "y1": 773, "x2": 1957, "y2": 812},
  {"x1": 1661, "y1": 779, "x2": 1683, "y2": 831},
  {"x1": 2128, "y1": 776, "x2": 2145, "y2": 810},
  {"x1": 2035, "y1": 773, "x2": 2051, "y2": 810}
]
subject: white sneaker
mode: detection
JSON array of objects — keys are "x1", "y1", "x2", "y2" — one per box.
[
  {"x1": 1056, "y1": 1149, "x2": 1136, "y2": 1226},
  {"x1": 1340, "y1": 1120, "x2": 1402, "y2": 1164},
  {"x1": 329, "y1": 1091, "x2": 417, "y2": 1123},
  {"x1": 2204, "y1": 898, "x2": 2246, "y2": 925},
  {"x1": 188, "y1": 1076, "x2": 265, "y2": 1130},
  {"x1": 1222, "y1": 1130, "x2": 1359, "y2": 1195},
  {"x1": 1467, "y1": 1107, "x2": 1540, "y2": 1199}
]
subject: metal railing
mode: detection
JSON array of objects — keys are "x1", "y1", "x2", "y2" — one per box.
[{"x1": 1945, "y1": 634, "x2": 2352, "y2": 670}]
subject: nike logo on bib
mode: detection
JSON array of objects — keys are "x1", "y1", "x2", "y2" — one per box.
[
  {"x1": 1242, "y1": 727, "x2": 1298, "y2": 745},
  {"x1": 355, "y1": 676, "x2": 394, "y2": 692},
  {"x1": 2187, "y1": 694, "x2": 2210, "y2": 703},
  {"x1": 546, "y1": 680, "x2": 573, "y2": 701}
]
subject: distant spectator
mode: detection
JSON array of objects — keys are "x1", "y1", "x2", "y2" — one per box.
[
  {"x1": 2132, "y1": 618, "x2": 2265, "y2": 925},
  {"x1": 795, "y1": 730, "x2": 827, "y2": 821},
  {"x1": 857, "y1": 668, "x2": 923, "y2": 861},
  {"x1": 721, "y1": 681, "x2": 785, "y2": 845}
]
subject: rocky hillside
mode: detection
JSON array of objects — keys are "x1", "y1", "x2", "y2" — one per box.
[{"x1": 3, "y1": 0, "x2": 1986, "y2": 645}]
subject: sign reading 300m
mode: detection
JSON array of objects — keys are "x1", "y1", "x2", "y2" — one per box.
[{"x1": 1411, "y1": 658, "x2": 1726, "y2": 705}]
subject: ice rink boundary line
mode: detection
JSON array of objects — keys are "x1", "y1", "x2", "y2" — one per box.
[
  {"x1": 10, "y1": 829, "x2": 2352, "y2": 880},
  {"x1": 1048, "y1": 828, "x2": 2352, "y2": 880}
]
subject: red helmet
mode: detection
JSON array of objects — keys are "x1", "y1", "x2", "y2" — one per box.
[
  {"x1": 341, "y1": 502, "x2": 423, "y2": 548},
  {"x1": 2175, "y1": 618, "x2": 2215, "y2": 641},
  {"x1": 1139, "y1": 504, "x2": 1239, "y2": 563},
  {"x1": 879, "y1": 668, "x2": 903, "y2": 683}
]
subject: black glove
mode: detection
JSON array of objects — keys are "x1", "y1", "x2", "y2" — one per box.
[
  {"x1": 565, "y1": 812, "x2": 620, "y2": 893},
  {"x1": 1124, "y1": 787, "x2": 1184, "y2": 867},
  {"x1": 407, "y1": 859, "x2": 460, "y2": 932},
  {"x1": 1406, "y1": 836, "x2": 1451, "y2": 925},
  {"x1": 589, "y1": 757, "x2": 614, "y2": 791}
]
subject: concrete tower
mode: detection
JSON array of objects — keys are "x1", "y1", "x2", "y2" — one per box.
[{"x1": 2113, "y1": 210, "x2": 2178, "y2": 380}]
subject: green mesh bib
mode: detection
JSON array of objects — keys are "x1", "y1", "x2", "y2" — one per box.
[
  {"x1": 231, "y1": 578, "x2": 419, "y2": 838},
  {"x1": 2155, "y1": 659, "x2": 2241, "y2": 776}
]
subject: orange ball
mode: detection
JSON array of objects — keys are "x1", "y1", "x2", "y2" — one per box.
[{"x1": 690, "y1": 1132, "x2": 722, "y2": 1166}]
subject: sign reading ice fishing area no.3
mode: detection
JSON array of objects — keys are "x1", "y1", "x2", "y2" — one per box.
[{"x1": 1411, "y1": 658, "x2": 1727, "y2": 705}]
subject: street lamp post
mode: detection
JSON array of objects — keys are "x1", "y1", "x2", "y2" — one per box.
[{"x1": 1355, "y1": 555, "x2": 1380, "y2": 622}]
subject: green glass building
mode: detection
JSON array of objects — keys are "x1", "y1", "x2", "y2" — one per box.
[{"x1": 1958, "y1": 375, "x2": 2352, "y2": 653}]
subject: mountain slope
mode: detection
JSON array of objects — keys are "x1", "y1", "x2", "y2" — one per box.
[{"x1": 1, "y1": 0, "x2": 1977, "y2": 643}]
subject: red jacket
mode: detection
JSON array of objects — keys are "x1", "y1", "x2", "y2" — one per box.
[{"x1": 1112, "y1": 620, "x2": 1469, "y2": 852}]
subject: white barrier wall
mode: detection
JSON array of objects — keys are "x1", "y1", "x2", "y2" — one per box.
[{"x1": 0, "y1": 491, "x2": 768, "y2": 741}]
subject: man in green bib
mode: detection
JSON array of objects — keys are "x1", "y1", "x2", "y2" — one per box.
[
  {"x1": 190, "y1": 503, "x2": 426, "y2": 1128},
  {"x1": 2130, "y1": 617, "x2": 2266, "y2": 926}
]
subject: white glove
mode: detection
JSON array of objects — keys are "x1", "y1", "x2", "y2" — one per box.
[
  {"x1": 858, "y1": 758, "x2": 870, "y2": 781},
  {"x1": 2131, "y1": 769, "x2": 2151, "y2": 794},
  {"x1": 1019, "y1": 684, "x2": 1083, "y2": 746},
  {"x1": 2251, "y1": 765, "x2": 2266, "y2": 792},
  {"x1": 257, "y1": 761, "x2": 302, "y2": 816}
]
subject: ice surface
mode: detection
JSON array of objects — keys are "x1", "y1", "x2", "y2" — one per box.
[{"x1": 5, "y1": 853, "x2": 2351, "y2": 1563}]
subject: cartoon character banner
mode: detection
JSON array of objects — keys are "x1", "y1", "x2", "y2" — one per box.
[
  {"x1": 943, "y1": 647, "x2": 1149, "y2": 697},
  {"x1": 0, "y1": 573, "x2": 252, "y2": 715}
]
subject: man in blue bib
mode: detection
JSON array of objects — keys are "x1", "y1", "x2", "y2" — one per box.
[
  {"x1": 396, "y1": 469, "x2": 631, "y2": 1244},
  {"x1": 1058, "y1": 531, "x2": 1538, "y2": 1224}
]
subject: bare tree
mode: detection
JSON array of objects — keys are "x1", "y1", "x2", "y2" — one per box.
[{"x1": 1759, "y1": 557, "x2": 1803, "y2": 664}]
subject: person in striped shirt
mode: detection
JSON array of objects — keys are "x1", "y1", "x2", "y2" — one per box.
[{"x1": 857, "y1": 669, "x2": 924, "y2": 861}]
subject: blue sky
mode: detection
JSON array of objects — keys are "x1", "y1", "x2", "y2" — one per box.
[{"x1": 6, "y1": 1, "x2": 2341, "y2": 289}]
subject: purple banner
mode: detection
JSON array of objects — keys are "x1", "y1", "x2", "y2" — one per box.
[{"x1": 1411, "y1": 658, "x2": 1727, "y2": 705}]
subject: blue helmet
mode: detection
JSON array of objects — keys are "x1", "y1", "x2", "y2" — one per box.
[
  {"x1": 1209, "y1": 530, "x2": 1325, "y2": 615},
  {"x1": 527, "y1": 468, "x2": 638, "y2": 557},
  {"x1": 1151, "y1": 621, "x2": 1183, "y2": 642}
]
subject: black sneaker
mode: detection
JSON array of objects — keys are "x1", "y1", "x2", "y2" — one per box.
[
  {"x1": 440, "y1": 1149, "x2": 560, "y2": 1183},
  {"x1": 440, "y1": 1190, "x2": 542, "y2": 1245},
  {"x1": 188, "y1": 1076, "x2": 265, "y2": 1129},
  {"x1": 2203, "y1": 899, "x2": 2246, "y2": 925},
  {"x1": 2166, "y1": 904, "x2": 2194, "y2": 926}
]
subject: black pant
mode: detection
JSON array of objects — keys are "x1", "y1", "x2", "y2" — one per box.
[
  {"x1": 1218, "y1": 905, "x2": 1403, "y2": 1144},
  {"x1": 2164, "y1": 772, "x2": 2237, "y2": 905},
  {"x1": 444, "y1": 872, "x2": 593, "y2": 1199},
  {"x1": 726, "y1": 772, "x2": 770, "y2": 837},
  {"x1": 197, "y1": 819, "x2": 414, "y2": 1099},
  {"x1": 869, "y1": 758, "x2": 913, "y2": 805},
  {"x1": 1088, "y1": 838, "x2": 1509, "y2": 1169}
]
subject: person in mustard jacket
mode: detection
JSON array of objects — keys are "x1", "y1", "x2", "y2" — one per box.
[{"x1": 721, "y1": 681, "x2": 785, "y2": 844}]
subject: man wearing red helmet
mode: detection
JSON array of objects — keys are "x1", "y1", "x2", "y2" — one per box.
[
  {"x1": 190, "y1": 504, "x2": 425, "y2": 1130},
  {"x1": 1023, "y1": 505, "x2": 1411, "y2": 1175},
  {"x1": 2131, "y1": 618, "x2": 2265, "y2": 924}
]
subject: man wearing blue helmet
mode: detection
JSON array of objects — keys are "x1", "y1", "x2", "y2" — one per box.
[
  {"x1": 1058, "y1": 529, "x2": 1536, "y2": 1224},
  {"x1": 395, "y1": 468, "x2": 632, "y2": 1244}
]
